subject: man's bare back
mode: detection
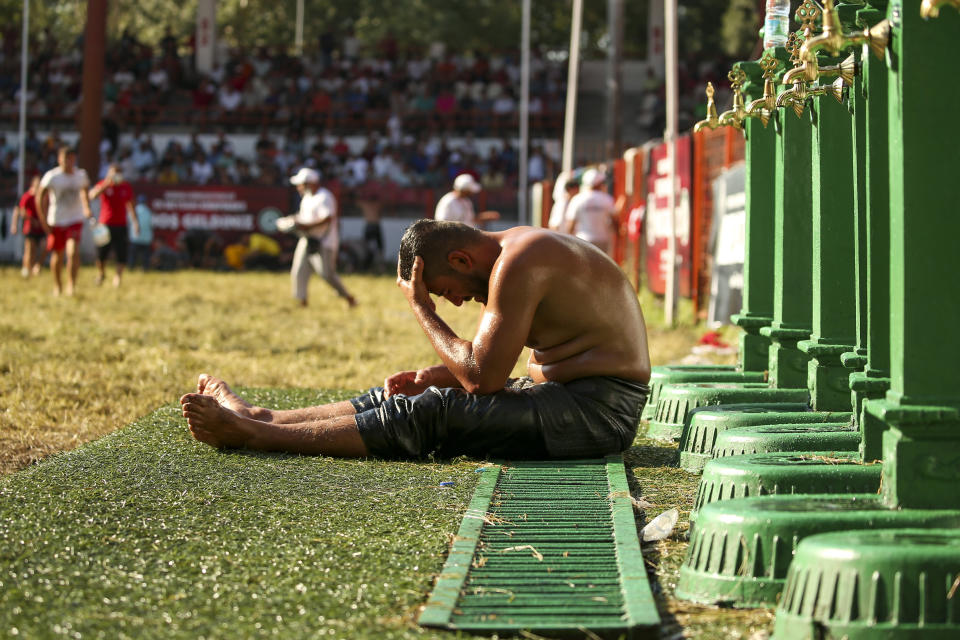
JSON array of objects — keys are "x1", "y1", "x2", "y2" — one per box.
[{"x1": 489, "y1": 227, "x2": 650, "y2": 385}]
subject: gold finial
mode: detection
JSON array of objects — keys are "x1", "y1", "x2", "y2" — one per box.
[
  {"x1": 718, "y1": 68, "x2": 748, "y2": 130},
  {"x1": 746, "y1": 53, "x2": 781, "y2": 127},
  {"x1": 786, "y1": 32, "x2": 804, "y2": 67},
  {"x1": 693, "y1": 82, "x2": 722, "y2": 132},
  {"x1": 727, "y1": 67, "x2": 746, "y2": 92},
  {"x1": 796, "y1": 0, "x2": 821, "y2": 37},
  {"x1": 760, "y1": 52, "x2": 779, "y2": 80}
]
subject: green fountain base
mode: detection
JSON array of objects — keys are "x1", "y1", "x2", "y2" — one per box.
[
  {"x1": 774, "y1": 528, "x2": 960, "y2": 639},
  {"x1": 675, "y1": 495, "x2": 960, "y2": 608},
  {"x1": 712, "y1": 423, "x2": 861, "y2": 459},
  {"x1": 640, "y1": 365, "x2": 767, "y2": 421},
  {"x1": 679, "y1": 404, "x2": 853, "y2": 473},
  {"x1": 646, "y1": 384, "x2": 810, "y2": 441},
  {"x1": 689, "y1": 451, "x2": 881, "y2": 523}
]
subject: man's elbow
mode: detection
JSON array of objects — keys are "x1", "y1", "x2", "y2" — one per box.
[{"x1": 462, "y1": 375, "x2": 508, "y2": 396}]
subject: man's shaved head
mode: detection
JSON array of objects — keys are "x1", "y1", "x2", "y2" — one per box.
[{"x1": 398, "y1": 219, "x2": 483, "y2": 281}]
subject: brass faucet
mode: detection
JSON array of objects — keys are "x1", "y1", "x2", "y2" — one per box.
[
  {"x1": 745, "y1": 54, "x2": 780, "y2": 127},
  {"x1": 815, "y1": 53, "x2": 856, "y2": 88},
  {"x1": 800, "y1": 0, "x2": 890, "y2": 65},
  {"x1": 779, "y1": 53, "x2": 853, "y2": 114},
  {"x1": 776, "y1": 82, "x2": 808, "y2": 119},
  {"x1": 718, "y1": 68, "x2": 748, "y2": 130},
  {"x1": 693, "y1": 83, "x2": 722, "y2": 132},
  {"x1": 780, "y1": 1, "x2": 820, "y2": 86},
  {"x1": 922, "y1": 0, "x2": 960, "y2": 19},
  {"x1": 806, "y1": 76, "x2": 846, "y2": 104},
  {"x1": 777, "y1": 30, "x2": 813, "y2": 118}
]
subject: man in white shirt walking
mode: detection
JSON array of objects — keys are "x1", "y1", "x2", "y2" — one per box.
[
  {"x1": 37, "y1": 146, "x2": 92, "y2": 296},
  {"x1": 434, "y1": 173, "x2": 499, "y2": 228},
  {"x1": 563, "y1": 168, "x2": 618, "y2": 256},
  {"x1": 281, "y1": 168, "x2": 357, "y2": 308}
]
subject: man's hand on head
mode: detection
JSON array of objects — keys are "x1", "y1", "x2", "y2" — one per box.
[{"x1": 396, "y1": 255, "x2": 436, "y2": 312}]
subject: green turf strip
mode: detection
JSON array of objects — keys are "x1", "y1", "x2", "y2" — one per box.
[
  {"x1": 420, "y1": 457, "x2": 660, "y2": 637},
  {"x1": 0, "y1": 389, "x2": 496, "y2": 639}
]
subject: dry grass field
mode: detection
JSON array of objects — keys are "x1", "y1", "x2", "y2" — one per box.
[{"x1": 0, "y1": 264, "x2": 728, "y2": 476}]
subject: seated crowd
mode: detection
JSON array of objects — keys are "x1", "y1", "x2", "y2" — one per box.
[
  {"x1": 0, "y1": 25, "x2": 566, "y2": 136},
  {"x1": 0, "y1": 127, "x2": 557, "y2": 196}
]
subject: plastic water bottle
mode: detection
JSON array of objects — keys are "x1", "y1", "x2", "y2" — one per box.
[
  {"x1": 641, "y1": 508, "x2": 679, "y2": 542},
  {"x1": 763, "y1": 0, "x2": 791, "y2": 49}
]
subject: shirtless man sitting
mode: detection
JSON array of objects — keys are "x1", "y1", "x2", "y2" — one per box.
[{"x1": 181, "y1": 219, "x2": 651, "y2": 460}]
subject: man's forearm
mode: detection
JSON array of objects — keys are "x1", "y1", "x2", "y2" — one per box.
[
  {"x1": 410, "y1": 303, "x2": 480, "y2": 390},
  {"x1": 80, "y1": 190, "x2": 92, "y2": 218},
  {"x1": 419, "y1": 364, "x2": 462, "y2": 388}
]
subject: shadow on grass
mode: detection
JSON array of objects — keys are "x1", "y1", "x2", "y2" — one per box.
[
  {"x1": 621, "y1": 436, "x2": 686, "y2": 639},
  {"x1": 622, "y1": 433, "x2": 776, "y2": 639}
]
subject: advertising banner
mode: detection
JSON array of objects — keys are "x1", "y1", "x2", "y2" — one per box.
[
  {"x1": 133, "y1": 184, "x2": 293, "y2": 250},
  {"x1": 707, "y1": 165, "x2": 746, "y2": 326},
  {"x1": 644, "y1": 135, "x2": 692, "y2": 297}
]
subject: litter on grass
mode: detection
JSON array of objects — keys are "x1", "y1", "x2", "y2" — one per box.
[{"x1": 641, "y1": 508, "x2": 679, "y2": 542}]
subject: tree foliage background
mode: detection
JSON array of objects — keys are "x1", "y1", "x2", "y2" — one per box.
[{"x1": 1, "y1": 0, "x2": 757, "y2": 62}]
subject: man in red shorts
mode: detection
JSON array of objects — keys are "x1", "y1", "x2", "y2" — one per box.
[
  {"x1": 9, "y1": 175, "x2": 46, "y2": 278},
  {"x1": 89, "y1": 163, "x2": 140, "y2": 287},
  {"x1": 37, "y1": 146, "x2": 92, "y2": 296}
]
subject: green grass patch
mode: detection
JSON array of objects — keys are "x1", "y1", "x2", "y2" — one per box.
[
  {"x1": 0, "y1": 388, "x2": 493, "y2": 639},
  {"x1": 626, "y1": 435, "x2": 775, "y2": 640},
  {"x1": 0, "y1": 391, "x2": 774, "y2": 639}
]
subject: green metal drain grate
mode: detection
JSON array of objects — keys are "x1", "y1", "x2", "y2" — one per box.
[{"x1": 419, "y1": 455, "x2": 660, "y2": 637}]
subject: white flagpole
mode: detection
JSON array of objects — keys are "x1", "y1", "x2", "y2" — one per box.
[
  {"x1": 664, "y1": 0, "x2": 679, "y2": 325},
  {"x1": 518, "y1": 0, "x2": 531, "y2": 225},
  {"x1": 17, "y1": 0, "x2": 29, "y2": 198},
  {"x1": 561, "y1": 0, "x2": 583, "y2": 174}
]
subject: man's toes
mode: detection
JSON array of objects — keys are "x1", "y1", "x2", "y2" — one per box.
[
  {"x1": 198, "y1": 373, "x2": 214, "y2": 393},
  {"x1": 189, "y1": 425, "x2": 219, "y2": 447},
  {"x1": 183, "y1": 393, "x2": 216, "y2": 407}
]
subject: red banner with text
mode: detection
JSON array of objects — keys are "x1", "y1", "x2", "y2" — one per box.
[{"x1": 133, "y1": 183, "x2": 294, "y2": 249}]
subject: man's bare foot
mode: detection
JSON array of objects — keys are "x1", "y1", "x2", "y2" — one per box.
[
  {"x1": 180, "y1": 393, "x2": 256, "y2": 449},
  {"x1": 52, "y1": 287, "x2": 61, "y2": 297},
  {"x1": 197, "y1": 373, "x2": 266, "y2": 419},
  {"x1": 113, "y1": 274, "x2": 121, "y2": 287}
]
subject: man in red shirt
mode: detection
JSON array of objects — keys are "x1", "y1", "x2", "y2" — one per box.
[
  {"x1": 9, "y1": 175, "x2": 46, "y2": 277},
  {"x1": 89, "y1": 163, "x2": 140, "y2": 287}
]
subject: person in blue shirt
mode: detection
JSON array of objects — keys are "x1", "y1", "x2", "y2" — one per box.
[{"x1": 129, "y1": 194, "x2": 153, "y2": 270}]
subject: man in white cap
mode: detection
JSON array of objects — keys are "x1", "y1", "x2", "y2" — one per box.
[
  {"x1": 434, "y1": 173, "x2": 499, "y2": 228},
  {"x1": 280, "y1": 167, "x2": 357, "y2": 308},
  {"x1": 563, "y1": 167, "x2": 618, "y2": 256}
]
